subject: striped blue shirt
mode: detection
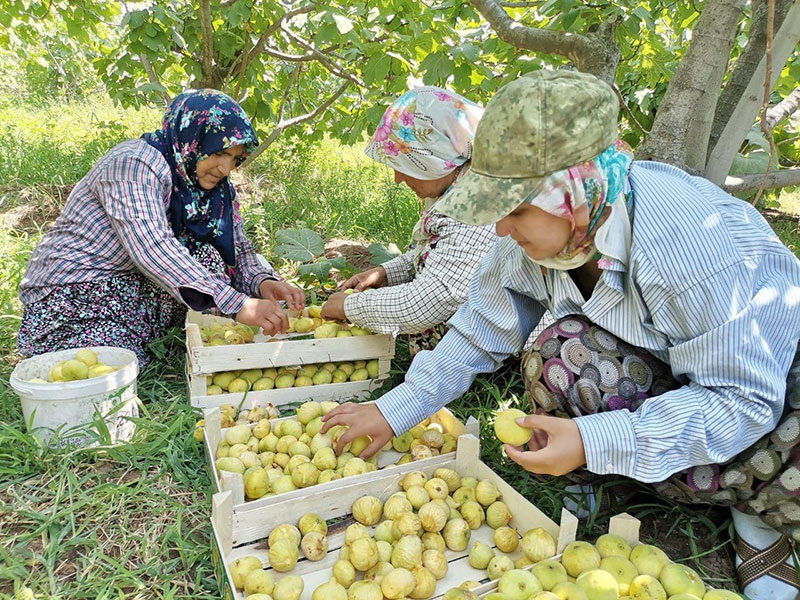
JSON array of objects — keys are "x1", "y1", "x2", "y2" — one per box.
[{"x1": 376, "y1": 161, "x2": 800, "y2": 483}]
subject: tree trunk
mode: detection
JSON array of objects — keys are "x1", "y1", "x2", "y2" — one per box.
[
  {"x1": 638, "y1": 0, "x2": 745, "y2": 171},
  {"x1": 704, "y1": 1, "x2": 800, "y2": 183},
  {"x1": 707, "y1": 0, "x2": 794, "y2": 158}
]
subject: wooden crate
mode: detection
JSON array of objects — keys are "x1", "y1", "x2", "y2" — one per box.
[
  {"x1": 185, "y1": 311, "x2": 396, "y2": 375},
  {"x1": 203, "y1": 405, "x2": 480, "y2": 512},
  {"x1": 210, "y1": 434, "x2": 583, "y2": 600},
  {"x1": 186, "y1": 356, "x2": 392, "y2": 409}
]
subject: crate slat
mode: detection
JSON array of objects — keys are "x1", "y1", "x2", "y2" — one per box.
[
  {"x1": 186, "y1": 311, "x2": 395, "y2": 374},
  {"x1": 189, "y1": 376, "x2": 388, "y2": 409}
]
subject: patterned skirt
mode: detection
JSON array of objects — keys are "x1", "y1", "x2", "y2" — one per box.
[
  {"x1": 521, "y1": 315, "x2": 800, "y2": 539},
  {"x1": 17, "y1": 246, "x2": 227, "y2": 368}
]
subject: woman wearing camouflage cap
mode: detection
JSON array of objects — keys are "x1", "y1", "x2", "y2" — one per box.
[
  {"x1": 320, "y1": 87, "x2": 496, "y2": 354},
  {"x1": 322, "y1": 70, "x2": 800, "y2": 597}
]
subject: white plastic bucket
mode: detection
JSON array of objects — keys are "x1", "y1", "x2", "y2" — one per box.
[{"x1": 10, "y1": 346, "x2": 139, "y2": 447}]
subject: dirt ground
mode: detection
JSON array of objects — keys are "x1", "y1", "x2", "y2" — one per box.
[{"x1": 323, "y1": 238, "x2": 376, "y2": 272}]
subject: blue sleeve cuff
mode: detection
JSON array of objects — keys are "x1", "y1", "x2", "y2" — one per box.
[
  {"x1": 375, "y1": 384, "x2": 429, "y2": 436},
  {"x1": 575, "y1": 410, "x2": 638, "y2": 478}
]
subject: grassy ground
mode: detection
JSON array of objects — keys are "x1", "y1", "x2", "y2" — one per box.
[{"x1": 1, "y1": 94, "x2": 799, "y2": 598}]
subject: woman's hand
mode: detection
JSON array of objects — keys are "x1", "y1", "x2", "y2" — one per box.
[
  {"x1": 320, "y1": 403, "x2": 394, "y2": 458},
  {"x1": 340, "y1": 266, "x2": 388, "y2": 292},
  {"x1": 504, "y1": 414, "x2": 587, "y2": 476},
  {"x1": 321, "y1": 292, "x2": 347, "y2": 321},
  {"x1": 259, "y1": 279, "x2": 305, "y2": 311},
  {"x1": 236, "y1": 297, "x2": 289, "y2": 336}
]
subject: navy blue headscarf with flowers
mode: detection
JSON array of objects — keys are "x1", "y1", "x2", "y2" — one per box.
[{"x1": 142, "y1": 89, "x2": 258, "y2": 266}]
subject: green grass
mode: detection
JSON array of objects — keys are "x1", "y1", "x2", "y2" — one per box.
[
  {"x1": 0, "y1": 333, "x2": 221, "y2": 599},
  {"x1": 0, "y1": 229, "x2": 37, "y2": 353},
  {"x1": 0, "y1": 97, "x2": 159, "y2": 188},
  {"x1": 242, "y1": 138, "x2": 420, "y2": 254}
]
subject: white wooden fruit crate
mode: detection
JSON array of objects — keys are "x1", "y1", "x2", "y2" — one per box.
[
  {"x1": 203, "y1": 405, "x2": 479, "y2": 510},
  {"x1": 185, "y1": 310, "x2": 395, "y2": 375},
  {"x1": 185, "y1": 357, "x2": 392, "y2": 409},
  {"x1": 209, "y1": 434, "x2": 584, "y2": 600}
]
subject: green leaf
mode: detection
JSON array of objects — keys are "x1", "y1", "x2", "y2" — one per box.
[
  {"x1": 420, "y1": 52, "x2": 453, "y2": 84},
  {"x1": 560, "y1": 8, "x2": 580, "y2": 30},
  {"x1": 138, "y1": 82, "x2": 167, "y2": 94},
  {"x1": 633, "y1": 7, "x2": 655, "y2": 28},
  {"x1": 730, "y1": 150, "x2": 774, "y2": 176},
  {"x1": 274, "y1": 228, "x2": 325, "y2": 262},
  {"x1": 127, "y1": 10, "x2": 147, "y2": 29},
  {"x1": 227, "y1": 1, "x2": 250, "y2": 28},
  {"x1": 454, "y1": 63, "x2": 472, "y2": 88},
  {"x1": 457, "y1": 42, "x2": 480, "y2": 61},
  {"x1": 314, "y1": 22, "x2": 340, "y2": 44},
  {"x1": 369, "y1": 243, "x2": 401, "y2": 265},
  {"x1": 171, "y1": 30, "x2": 186, "y2": 49},
  {"x1": 298, "y1": 262, "x2": 333, "y2": 282},
  {"x1": 332, "y1": 13, "x2": 354, "y2": 34},
  {"x1": 744, "y1": 125, "x2": 772, "y2": 153},
  {"x1": 363, "y1": 53, "x2": 391, "y2": 86}
]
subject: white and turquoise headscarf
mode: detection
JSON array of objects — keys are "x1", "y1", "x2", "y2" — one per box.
[{"x1": 525, "y1": 140, "x2": 635, "y2": 271}]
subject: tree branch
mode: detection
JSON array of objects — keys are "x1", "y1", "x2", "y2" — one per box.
[
  {"x1": 258, "y1": 46, "x2": 315, "y2": 62},
  {"x1": 722, "y1": 168, "x2": 800, "y2": 193},
  {"x1": 704, "y1": 0, "x2": 800, "y2": 183},
  {"x1": 613, "y1": 84, "x2": 650, "y2": 135},
  {"x1": 469, "y1": 0, "x2": 620, "y2": 82},
  {"x1": 281, "y1": 25, "x2": 365, "y2": 86},
  {"x1": 752, "y1": 0, "x2": 777, "y2": 206},
  {"x1": 198, "y1": 0, "x2": 215, "y2": 86},
  {"x1": 140, "y1": 54, "x2": 170, "y2": 106},
  {"x1": 278, "y1": 65, "x2": 302, "y2": 123},
  {"x1": 766, "y1": 85, "x2": 800, "y2": 130},
  {"x1": 241, "y1": 80, "x2": 352, "y2": 168},
  {"x1": 250, "y1": 3, "x2": 317, "y2": 57},
  {"x1": 227, "y1": 3, "x2": 317, "y2": 82}
]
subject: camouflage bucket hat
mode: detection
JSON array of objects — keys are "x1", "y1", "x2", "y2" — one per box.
[{"x1": 435, "y1": 70, "x2": 619, "y2": 226}]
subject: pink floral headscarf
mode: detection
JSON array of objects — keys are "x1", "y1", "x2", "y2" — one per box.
[{"x1": 365, "y1": 87, "x2": 484, "y2": 181}]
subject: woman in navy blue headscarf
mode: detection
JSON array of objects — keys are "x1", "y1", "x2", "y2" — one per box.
[{"x1": 19, "y1": 89, "x2": 303, "y2": 367}]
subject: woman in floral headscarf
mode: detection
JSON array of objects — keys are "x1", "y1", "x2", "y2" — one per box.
[
  {"x1": 18, "y1": 89, "x2": 303, "y2": 367},
  {"x1": 321, "y1": 87, "x2": 497, "y2": 354}
]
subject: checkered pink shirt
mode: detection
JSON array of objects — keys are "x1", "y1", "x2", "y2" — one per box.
[{"x1": 19, "y1": 139, "x2": 278, "y2": 316}]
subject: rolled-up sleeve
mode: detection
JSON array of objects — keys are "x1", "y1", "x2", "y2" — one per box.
[
  {"x1": 94, "y1": 153, "x2": 250, "y2": 316},
  {"x1": 344, "y1": 217, "x2": 497, "y2": 335}
]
